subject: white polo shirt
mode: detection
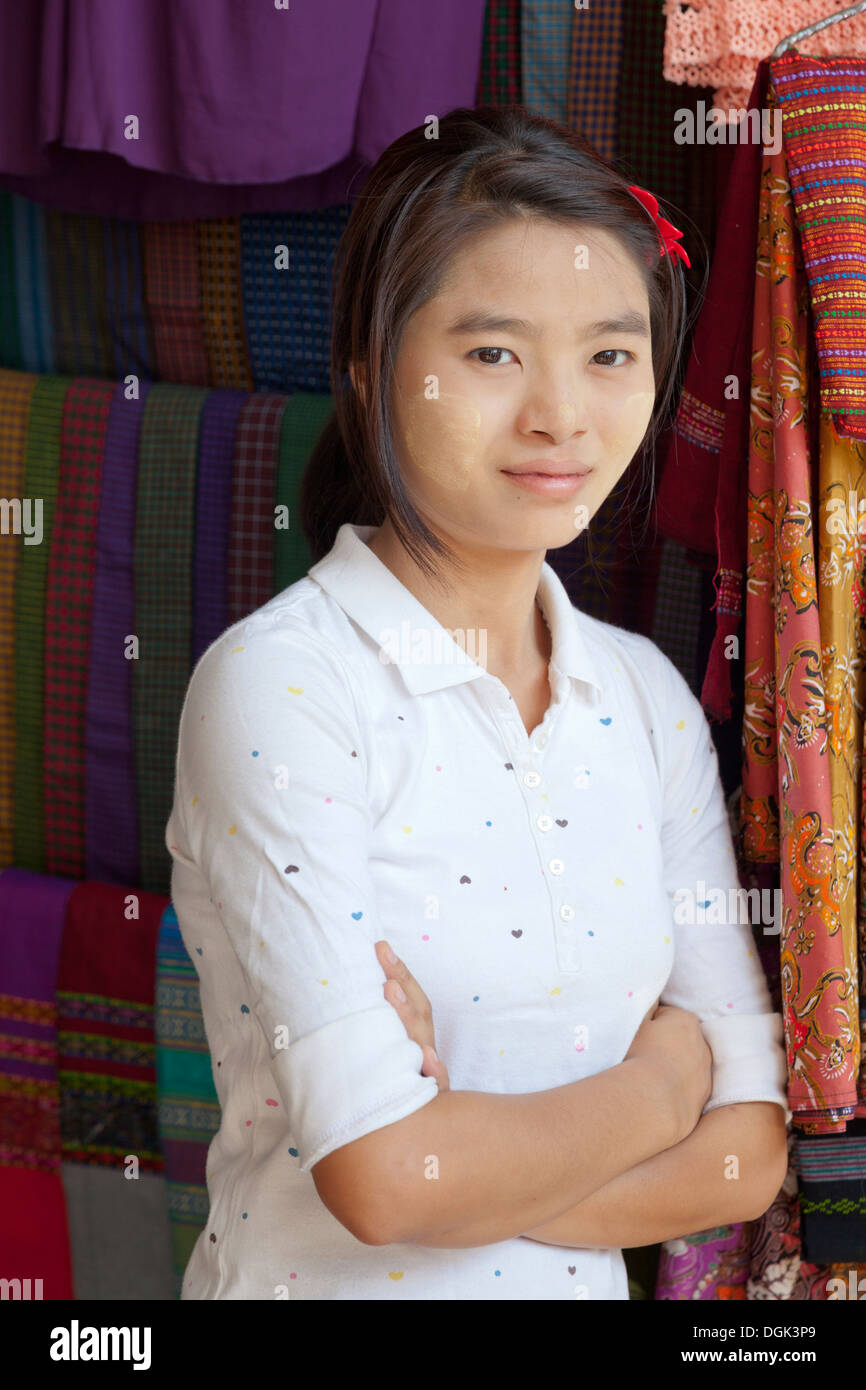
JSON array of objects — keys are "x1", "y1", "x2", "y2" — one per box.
[{"x1": 165, "y1": 521, "x2": 790, "y2": 1301}]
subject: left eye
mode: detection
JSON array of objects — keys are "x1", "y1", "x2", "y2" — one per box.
[
  {"x1": 593, "y1": 349, "x2": 632, "y2": 367},
  {"x1": 469, "y1": 347, "x2": 516, "y2": 365}
]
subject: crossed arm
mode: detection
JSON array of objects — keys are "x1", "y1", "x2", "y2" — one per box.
[{"x1": 416, "y1": 1100, "x2": 788, "y2": 1250}]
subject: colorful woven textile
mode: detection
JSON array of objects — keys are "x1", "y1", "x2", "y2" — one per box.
[
  {"x1": 741, "y1": 79, "x2": 859, "y2": 1133},
  {"x1": 795, "y1": 1121, "x2": 866, "y2": 1262},
  {"x1": 241, "y1": 207, "x2": 350, "y2": 394},
  {"x1": 134, "y1": 385, "x2": 206, "y2": 894},
  {"x1": 0, "y1": 866, "x2": 77, "y2": 1299},
  {"x1": 273, "y1": 392, "x2": 334, "y2": 594},
  {"x1": 55, "y1": 880, "x2": 167, "y2": 1167},
  {"x1": 654, "y1": 62, "x2": 769, "y2": 722},
  {"x1": 0, "y1": 194, "x2": 348, "y2": 395},
  {"x1": 567, "y1": 0, "x2": 623, "y2": 163},
  {"x1": 0, "y1": 368, "x2": 36, "y2": 868},
  {"x1": 226, "y1": 394, "x2": 286, "y2": 625},
  {"x1": 85, "y1": 383, "x2": 153, "y2": 887},
  {"x1": 192, "y1": 390, "x2": 247, "y2": 665},
  {"x1": 43, "y1": 379, "x2": 114, "y2": 881},
  {"x1": 13, "y1": 376, "x2": 72, "y2": 871},
  {"x1": 772, "y1": 50, "x2": 866, "y2": 440},
  {"x1": 521, "y1": 0, "x2": 572, "y2": 123},
  {"x1": 155, "y1": 906, "x2": 220, "y2": 1299},
  {"x1": 477, "y1": 0, "x2": 521, "y2": 106},
  {"x1": 54, "y1": 880, "x2": 173, "y2": 1298}
]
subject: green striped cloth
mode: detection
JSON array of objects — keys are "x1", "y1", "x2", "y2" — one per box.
[
  {"x1": 273, "y1": 391, "x2": 334, "y2": 593},
  {"x1": 134, "y1": 383, "x2": 208, "y2": 893}
]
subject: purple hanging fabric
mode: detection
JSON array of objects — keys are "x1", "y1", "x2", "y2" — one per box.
[
  {"x1": 193, "y1": 390, "x2": 247, "y2": 667},
  {"x1": 85, "y1": 382, "x2": 153, "y2": 886},
  {"x1": 0, "y1": 0, "x2": 487, "y2": 219}
]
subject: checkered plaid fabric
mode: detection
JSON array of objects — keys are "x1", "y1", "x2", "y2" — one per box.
[
  {"x1": 226, "y1": 393, "x2": 286, "y2": 624},
  {"x1": 0, "y1": 369, "x2": 37, "y2": 868},
  {"x1": 134, "y1": 384, "x2": 207, "y2": 892},
  {"x1": 13, "y1": 377, "x2": 72, "y2": 871},
  {"x1": 43, "y1": 380, "x2": 114, "y2": 880},
  {"x1": 477, "y1": 0, "x2": 521, "y2": 105}
]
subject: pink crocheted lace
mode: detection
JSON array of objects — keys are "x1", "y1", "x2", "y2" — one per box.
[{"x1": 664, "y1": 0, "x2": 866, "y2": 112}]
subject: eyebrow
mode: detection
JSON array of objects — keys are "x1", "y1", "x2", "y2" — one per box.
[{"x1": 445, "y1": 309, "x2": 651, "y2": 340}]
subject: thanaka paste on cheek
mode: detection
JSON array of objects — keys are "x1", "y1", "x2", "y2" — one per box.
[
  {"x1": 400, "y1": 392, "x2": 482, "y2": 492},
  {"x1": 606, "y1": 390, "x2": 655, "y2": 457}
]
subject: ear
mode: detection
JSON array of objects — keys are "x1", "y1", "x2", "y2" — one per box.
[{"x1": 348, "y1": 361, "x2": 367, "y2": 405}]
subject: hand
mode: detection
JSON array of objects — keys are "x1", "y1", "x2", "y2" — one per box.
[
  {"x1": 624, "y1": 1002, "x2": 713, "y2": 1145},
  {"x1": 375, "y1": 940, "x2": 451, "y2": 1093}
]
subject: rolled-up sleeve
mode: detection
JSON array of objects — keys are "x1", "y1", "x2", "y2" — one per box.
[
  {"x1": 653, "y1": 649, "x2": 791, "y2": 1125},
  {"x1": 170, "y1": 621, "x2": 438, "y2": 1172}
]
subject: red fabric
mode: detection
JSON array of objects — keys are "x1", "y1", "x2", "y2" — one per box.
[
  {"x1": 653, "y1": 62, "x2": 770, "y2": 721},
  {"x1": 0, "y1": 1164, "x2": 75, "y2": 1298}
]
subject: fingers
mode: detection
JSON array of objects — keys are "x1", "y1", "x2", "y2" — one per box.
[{"x1": 375, "y1": 940, "x2": 431, "y2": 1015}]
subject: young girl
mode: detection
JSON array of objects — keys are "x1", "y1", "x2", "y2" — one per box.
[{"x1": 165, "y1": 105, "x2": 790, "y2": 1300}]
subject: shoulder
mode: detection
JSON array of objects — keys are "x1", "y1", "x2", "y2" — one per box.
[
  {"x1": 181, "y1": 576, "x2": 366, "y2": 729},
  {"x1": 571, "y1": 606, "x2": 689, "y2": 706}
]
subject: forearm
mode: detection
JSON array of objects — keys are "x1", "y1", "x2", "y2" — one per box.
[
  {"x1": 386, "y1": 1059, "x2": 682, "y2": 1247},
  {"x1": 520, "y1": 1101, "x2": 788, "y2": 1250}
]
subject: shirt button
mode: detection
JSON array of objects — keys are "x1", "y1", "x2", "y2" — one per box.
[
  {"x1": 523, "y1": 771, "x2": 541, "y2": 789},
  {"x1": 535, "y1": 733, "x2": 548, "y2": 749},
  {"x1": 548, "y1": 858, "x2": 564, "y2": 875},
  {"x1": 559, "y1": 904, "x2": 575, "y2": 921},
  {"x1": 537, "y1": 815, "x2": 553, "y2": 831}
]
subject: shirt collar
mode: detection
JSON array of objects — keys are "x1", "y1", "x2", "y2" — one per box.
[{"x1": 308, "y1": 523, "x2": 605, "y2": 700}]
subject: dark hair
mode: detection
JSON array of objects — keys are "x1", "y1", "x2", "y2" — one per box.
[{"x1": 299, "y1": 103, "x2": 702, "y2": 584}]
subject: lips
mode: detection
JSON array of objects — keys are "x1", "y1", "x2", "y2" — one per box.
[{"x1": 501, "y1": 461, "x2": 591, "y2": 477}]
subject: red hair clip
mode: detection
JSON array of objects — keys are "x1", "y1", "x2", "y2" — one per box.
[{"x1": 626, "y1": 184, "x2": 691, "y2": 269}]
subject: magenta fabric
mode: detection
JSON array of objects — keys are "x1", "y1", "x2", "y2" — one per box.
[{"x1": 0, "y1": 0, "x2": 487, "y2": 219}]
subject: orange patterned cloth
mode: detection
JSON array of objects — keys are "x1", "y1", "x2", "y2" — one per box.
[
  {"x1": 663, "y1": 0, "x2": 866, "y2": 112},
  {"x1": 741, "y1": 80, "x2": 864, "y2": 1133}
]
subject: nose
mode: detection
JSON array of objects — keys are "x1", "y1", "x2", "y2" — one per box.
[{"x1": 518, "y1": 371, "x2": 590, "y2": 443}]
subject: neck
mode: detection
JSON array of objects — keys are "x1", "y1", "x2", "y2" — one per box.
[{"x1": 365, "y1": 517, "x2": 551, "y2": 680}]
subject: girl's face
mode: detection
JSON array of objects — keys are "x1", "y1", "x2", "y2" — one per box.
[{"x1": 387, "y1": 217, "x2": 657, "y2": 555}]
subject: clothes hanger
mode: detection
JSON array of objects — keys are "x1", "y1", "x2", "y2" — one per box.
[{"x1": 772, "y1": 0, "x2": 866, "y2": 59}]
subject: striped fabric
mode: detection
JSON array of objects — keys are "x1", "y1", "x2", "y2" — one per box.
[
  {"x1": 521, "y1": 0, "x2": 573, "y2": 123},
  {"x1": 0, "y1": 866, "x2": 77, "y2": 1299},
  {"x1": 44, "y1": 380, "x2": 114, "y2": 880},
  {"x1": 85, "y1": 383, "x2": 152, "y2": 888},
  {"x1": 0, "y1": 192, "x2": 347, "y2": 396},
  {"x1": 795, "y1": 1121, "x2": 866, "y2": 1263},
  {"x1": 567, "y1": 0, "x2": 624, "y2": 163},
  {"x1": 13, "y1": 377, "x2": 72, "y2": 871},
  {"x1": 0, "y1": 192, "x2": 20, "y2": 364},
  {"x1": 134, "y1": 384, "x2": 206, "y2": 894},
  {"x1": 155, "y1": 905, "x2": 221, "y2": 1299},
  {"x1": 274, "y1": 392, "x2": 335, "y2": 593},
  {"x1": 56, "y1": 880, "x2": 167, "y2": 1168},
  {"x1": 145, "y1": 220, "x2": 210, "y2": 386},
  {"x1": 241, "y1": 207, "x2": 350, "y2": 394},
  {"x1": 5, "y1": 197, "x2": 54, "y2": 373},
  {"x1": 477, "y1": 0, "x2": 521, "y2": 106},
  {"x1": 103, "y1": 215, "x2": 153, "y2": 381},
  {"x1": 193, "y1": 390, "x2": 248, "y2": 666},
  {"x1": 226, "y1": 393, "x2": 287, "y2": 624},
  {"x1": 55, "y1": 879, "x2": 175, "y2": 1298},
  {"x1": 772, "y1": 50, "x2": 866, "y2": 439},
  {"x1": 199, "y1": 220, "x2": 253, "y2": 391},
  {"x1": 44, "y1": 208, "x2": 114, "y2": 378},
  {"x1": 0, "y1": 369, "x2": 36, "y2": 869}
]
